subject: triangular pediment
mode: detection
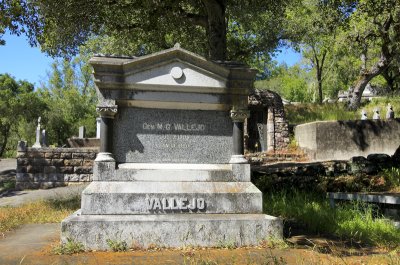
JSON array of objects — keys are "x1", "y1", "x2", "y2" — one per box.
[
  {"x1": 124, "y1": 59, "x2": 227, "y2": 88},
  {"x1": 122, "y1": 46, "x2": 229, "y2": 88}
]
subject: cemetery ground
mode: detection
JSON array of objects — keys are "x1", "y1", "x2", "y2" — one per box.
[{"x1": 1, "y1": 161, "x2": 400, "y2": 264}]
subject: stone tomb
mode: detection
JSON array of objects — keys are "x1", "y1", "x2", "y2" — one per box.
[{"x1": 61, "y1": 45, "x2": 282, "y2": 249}]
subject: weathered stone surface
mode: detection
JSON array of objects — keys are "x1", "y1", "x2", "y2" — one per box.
[
  {"x1": 64, "y1": 159, "x2": 83, "y2": 166},
  {"x1": 296, "y1": 119, "x2": 400, "y2": 161},
  {"x1": 60, "y1": 153, "x2": 72, "y2": 159},
  {"x1": 80, "y1": 181, "x2": 262, "y2": 215},
  {"x1": 44, "y1": 166, "x2": 57, "y2": 174},
  {"x1": 367, "y1": 153, "x2": 392, "y2": 165},
  {"x1": 51, "y1": 159, "x2": 65, "y2": 167},
  {"x1": 45, "y1": 152, "x2": 61, "y2": 159},
  {"x1": 72, "y1": 153, "x2": 97, "y2": 160},
  {"x1": 58, "y1": 166, "x2": 74, "y2": 174},
  {"x1": 17, "y1": 158, "x2": 30, "y2": 166},
  {"x1": 95, "y1": 163, "x2": 249, "y2": 182},
  {"x1": 61, "y1": 47, "x2": 282, "y2": 250},
  {"x1": 113, "y1": 108, "x2": 232, "y2": 164},
  {"x1": 83, "y1": 160, "x2": 94, "y2": 167},
  {"x1": 247, "y1": 89, "x2": 289, "y2": 152},
  {"x1": 16, "y1": 166, "x2": 27, "y2": 173},
  {"x1": 62, "y1": 212, "x2": 282, "y2": 250},
  {"x1": 65, "y1": 174, "x2": 80, "y2": 182},
  {"x1": 33, "y1": 158, "x2": 51, "y2": 166},
  {"x1": 74, "y1": 166, "x2": 92, "y2": 174},
  {"x1": 79, "y1": 174, "x2": 91, "y2": 182},
  {"x1": 16, "y1": 173, "x2": 33, "y2": 182}
]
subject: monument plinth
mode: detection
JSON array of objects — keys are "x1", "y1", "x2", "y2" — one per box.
[{"x1": 61, "y1": 46, "x2": 282, "y2": 249}]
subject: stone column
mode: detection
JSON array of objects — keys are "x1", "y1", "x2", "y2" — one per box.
[
  {"x1": 266, "y1": 107, "x2": 275, "y2": 152},
  {"x1": 229, "y1": 109, "x2": 250, "y2": 164},
  {"x1": 96, "y1": 105, "x2": 118, "y2": 155}
]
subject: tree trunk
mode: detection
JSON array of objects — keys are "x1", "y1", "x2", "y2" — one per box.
[
  {"x1": 347, "y1": 50, "x2": 391, "y2": 110},
  {"x1": 0, "y1": 126, "x2": 10, "y2": 158},
  {"x1": 347, "y1": 67, "x2": 387, "y2": 110},
  {"x1": 317, "y1": 68, "x2": 323, "y2": 104},
  {"x1": 202, "y1": 0, "x2": 227, "y2": 61}
]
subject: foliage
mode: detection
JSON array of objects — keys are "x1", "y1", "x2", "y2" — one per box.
[
  {"x1": 0, "y1": 74, "x2": 46, "y2": 157},
  {"x1": 383, "y1": 168, "x2": 400, "y2": 188},
  {"x1": 255, "y1": 63, "x2": 314, "y2": 103},
  {"x1": 264, "y1": 189, "x2": 400, "y2": 248},
  {"x1": 342, "y1": 0, "x2": 400, "y2": 109},
  {"x1": 38, "y1": 58, "x2": 97, "y2": 146},
  {"x1": 106, "y1": 239, "x2": 128, "y2": 252},
  {"x1": 284, "y1": 103, "x2": 357, "y2": 124},
  {"x1": 284, "y1": 97, "x2": 400, "y2": 124},
  {"x1": 2, "y1": 0, "x2": 288, "y2": 63},
  {"x1": 284, "y1": 0, "x2": 354, "y2": 103},
  {"x1": 53, "y1": 238, "x2": 85, "y2": 255},
  {"x1": 0, "y1": 195, "x2": 80, "y2": 233}
]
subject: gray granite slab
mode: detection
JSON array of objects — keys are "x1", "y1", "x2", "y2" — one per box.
[
  {"x1": 62, "y1": 211, "x2": 282, "y2": 249},
  {"x1": 80, "y1": 181, "x2": 262, "y2": 215},
  {"x1": 113, "y1": 108, "x2": 232, "y2": 163}
]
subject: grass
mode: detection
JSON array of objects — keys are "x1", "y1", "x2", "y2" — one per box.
[
  {"x1": 285, "y1": 96, "x2": 400, "y2": 124},
  {"x1": 52, "y1": 237, "x2": 85, "y2": 255},
  {"x1": 106, "y1": 238, "x2": 128, "y2": 252},
  {"x1": 0, "y1": 179, "x2": 15, "y2": 193},
  {"x1": 0, "y1": 195, "x2": 80, "y2": 233},
  {"x1": 383, "y1": 167, "x2": 400, "y2": 188},
  {"x1": 264, "y1": 189, "x2": 400, "y2": 248}
]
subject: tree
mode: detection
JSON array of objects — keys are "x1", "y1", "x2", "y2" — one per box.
[
  {"x1": 346, "y1": 0, "x2": 400, "y2": 110},
  {"x1": 284, "y1": 0, "x2": 354, "y2": 103},
  {"x1": 38, "y1": 58, "x2": 97, "y2": 146},
  {"x1": 255, "y1": 63, "x2": 313, "y2": 102},
  {"x1": 1, "y1": 0, "x2": 287, "y2": 63},
  {"x1": 0, "y1": 74, "x2": 45, "y2": 157}
]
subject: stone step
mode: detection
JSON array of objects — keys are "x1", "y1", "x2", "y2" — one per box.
[
  {"x1": 62, "y1": 211, "x2": 283, "y2": 250},
  {"x1": 81, "y1": 181, "x2": 262, "y2": 215},
  {"x1": 95, "y1": 163, "x2": 250, "y2": 182}
]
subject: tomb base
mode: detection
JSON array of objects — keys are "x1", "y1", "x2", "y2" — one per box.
[{"x1": 61, "y1": 211, "x2": 282, "y2": 250}]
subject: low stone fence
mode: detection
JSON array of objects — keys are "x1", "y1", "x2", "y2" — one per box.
[
  {"x1": 251, "y1": 153, "x2": 396, "y2": 192},
  {"x1": 16, "y1": 141, "x2": 98, "y2": 189},
  {"x1": 295, "y1": 119, "x2": 400, "y2": 161}
]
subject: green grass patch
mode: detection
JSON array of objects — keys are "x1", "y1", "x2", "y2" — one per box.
[
  {"x1": 264, "y1": 190, "x2": 400, "y2": 248},
  {"x1": 0, "y1": 195, "x2": 80, "y2": 233},
  {"x1": 285, "y1": 96, "x2": 400, "y2": 124},
  {"x1": 53, "y1": 237, "x2": 85, "y2": 255}
]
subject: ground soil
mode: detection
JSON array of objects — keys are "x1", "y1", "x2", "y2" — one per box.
[{"x1": 0, "y1": 158, "x2": 399, "y2": 264}]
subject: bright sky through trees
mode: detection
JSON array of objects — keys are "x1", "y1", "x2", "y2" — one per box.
[{"x1": 0, "y1": 32, "x2": 301, "y2": 86}]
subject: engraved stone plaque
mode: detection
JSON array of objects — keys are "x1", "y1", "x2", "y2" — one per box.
[{"x1": 113, "y1": 108, "x2": 232, "y2": 163}]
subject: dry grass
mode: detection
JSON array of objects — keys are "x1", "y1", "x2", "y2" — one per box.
[{"x1": 0, "y1": 195, "x2": 80, "y2": 233}]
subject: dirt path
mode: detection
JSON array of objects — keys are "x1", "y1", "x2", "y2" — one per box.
[
  {"x1": 0, "y1": 158, "x2": 16, "y2": 172},
  {"x1": 0, "y1": 223, "x2": 397, "y2": 265},
  {"x1": 0, "y1": 184, "x2": 87, "y2": 207}
]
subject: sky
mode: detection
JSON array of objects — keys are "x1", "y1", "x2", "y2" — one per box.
[{"x1": 0, "y1": 32, "x2": 302, "y2": 86}]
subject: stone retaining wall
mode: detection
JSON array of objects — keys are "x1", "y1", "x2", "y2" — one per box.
[
  {"x1": 295, "y1": 119, "x2": 400, "y2": 161},
  {"x1": 16, "y1": 141, "x2": 98, "y2": 189},
  {"x1": 251, "y1": 153, "x2": 396, "y2": 192}
]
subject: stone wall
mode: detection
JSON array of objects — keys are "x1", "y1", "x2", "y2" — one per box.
[
  {"x1": 252, "y1": 153, "x2": 395, "y2": 193},
  {"x1": 16, "y1": 141, "x2": 98, "y2": 189},
  {"x1": 246, "y1": 89, "x2": 290, "y2": 152},
  {"x1": 295, "y1": 119, "x2": 400, "y2": 161}
]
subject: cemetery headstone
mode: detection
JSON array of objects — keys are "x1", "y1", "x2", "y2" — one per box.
[
  {"x1": 79, "y1": 126, "x2": 86, "y2": 138},
  {"x1": 61, "y1": 46, "x2": 282, "y2": 250},
  {"x1": 373, "y1": 108, "x2": 380, "y2": 120},
  {"x1": 32, "y1": 117, "x2": 41, "y2": 148},
  {"x1": 386, "y1": 104, "x2": 394, "y2": 119},
  {"x1": 361, "y1": 109, "x2": 368, "y2": 120},
  {"x1": 41, "y1": 129, "x2": 48, "y2": 147},
  {"x1": 96, "y1": 118, "x2": 101, "y2": 138}
]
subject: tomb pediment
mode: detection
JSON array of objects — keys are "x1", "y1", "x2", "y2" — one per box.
[{"x1": 90, "y1": 45, "x2": 230, "y2": 91}]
